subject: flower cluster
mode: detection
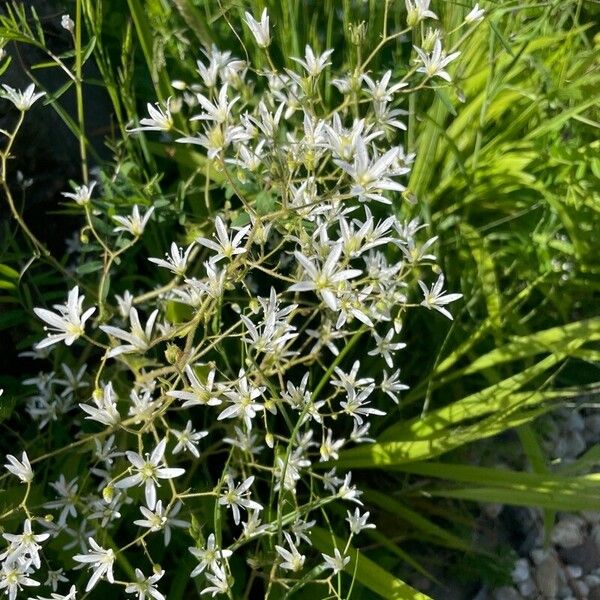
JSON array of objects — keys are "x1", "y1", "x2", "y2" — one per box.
[{"x1": 0, "y1": 5, "x2": 481, "y2": 598}]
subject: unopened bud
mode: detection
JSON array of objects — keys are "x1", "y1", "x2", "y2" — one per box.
[
  {"x1": 61, "y1": 14, "x2": 75, "y2": 34},
  {"x1": 348, "y1": 21, "x2": 366, "y2": 46},
  {"x1": 164, "y1": 343, "x2": 180, "y2": 365},
  {"x1": 102, "y1": 485, "x2": 114, "y2": 503},
  {"x1": 407, "y1": 8, "x2": 420, "y2": 28},
  {"x1": 422, "y1": 28, "x2": 440, "y2": 53}
]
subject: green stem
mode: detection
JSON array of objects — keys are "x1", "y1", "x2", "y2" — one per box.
[{"x1": 75, "y1": 0, "x2": 88, "y2": 184}]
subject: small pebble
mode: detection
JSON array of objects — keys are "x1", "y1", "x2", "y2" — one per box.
[{"x1": 551, "y1": 516, "x2": 586, "y2": 548}]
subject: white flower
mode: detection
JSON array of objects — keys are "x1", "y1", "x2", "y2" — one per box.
[
  {"x1": 275, "y1": 532, "x2": 305, "y2": 572},
  {"x1": 244, "y1": 8, "x2": 271, "y2": 48},
  {"x1": 331, "y1": 361, "x2": 374, "y2": 390},
  {"x1": 346, "y1": 508, "x2": 376, "y2": 534},
  {"x1": 241, "y1": 510, "x2": 269, "y2": 538},
  {"x1": 127, "y1": 388, "x2": 159, "y2": 422},
  {"x1": 245, "y1": 100, "x2": 284, "y2": 138},
  {"x1": 0, "y1": 559, "x2": 39, "y2": 600},
  {"x1": 134, "y1": 501, "x2": 187, "y2": 546},
  {"x1": 465, "y1": 3, "x2": 485, "y2": 23},
  {"x1": 73, "y1": 537, "x2": 115, "y2": 591},
  {"x1": 217, "y1": 370, "x2": 265, "y2": 431},
  {"x1": 290, "y1": 45, "x2": 334, "y2": 77},
  {"x1": 200, "y1": 564, "x2": 229, "y2": 597},
  {"x1": 336, "y1": 137, "x2": 405, "y2": 204},
  {"x1": 191, "y1": 84, "x2": 240, "y2": 124},
  {"x1": 115, "y1": 290, "x2": 134, "y2": 318},
  {"x1": 289, "y1": 244, "x2": 362, "y2": 312},
  {"x1": 340, "y1": 384, "x2": 386, "y2": 424},
  {"x1": 129, "y1": 100, "x2": 173, "y2": 132},
  {"x1": 414, "y1": 39, "x2": 461, "y2": 82},
  {"x1": 32, "y1": 583, "x2": 77, "y2": 599},
  {"x1": 3, "y1": 519, "x2": 50, "y2": 568},
  {"x1": 60, "y1": 14, "x2": 74, "y2": 33},
  {"x1": 167, "y1": 365, "x2": 222, "y2": 407},
  {"x1": 100, "y1": 307, "x2": 159, "y2": 357},
  {"x1": 171, "y1": 420, "x2": 208, "y2": 458},
  {"x1": 177, "y1": 124, "x2": 250, "y2": 159},
  {"x1": 61, "y1": 181, "x2": 97, "y2": 206},
  {"x1": 0, "y1": 83, "x2": 45, "y2": 111},
  {"x1": 4, "y1": 452, "x2": 33, "y2": 484},
  {"x1": 218, "y1": 475, "x2": 263, "y2": 525},
  {"x1": 189, "y1": 533, "x2": 232, "y2": 576},
  {"x1": 115, "y1": 438, "x2": 184, "y2": 510},
  {"x1": 125, "y1": 568, "x2": 165, "y2": 600},
  {"x1": 361, "y1": 70, "x2": 407, "y2": 104},
  {"x1": 368, "y1": 328, "x2": 406, "y2": 368},
  {"x1": 418, "y1": 273, "x2": 463, "y2": 319},
  {"x1": 321, "y1": 548, "x2": 350, "y2": 574},
  {"x1": 134, "y1": 500, "x2": 167, "y2": 532},
  {"x1": 196, "y1": 56, "x2": 219, "y2": 88},
  {"x1": 291, "y1": 517, "x2": 315, "y2": 546},
  {"x1": 196, "y1": 216, "x2": 250, "y2": 263},
  {"x1": 79, "y1": 382, "x2": 120, "y2": 426},
  {"x1": 380, "y1": 369, "x2": 409, "y2": 404},
  {"x1": 178, "y1": 263, "x2": 226, "y2": 303},
  {"x1": 43, "y1": 569, "x2": 69, "y2": 593},
  {"x1": 148, "y1": 241, "x2": 195, "y2": 276},
  {"x1": 338, "y1": 472, "x2": 363, "y2": 504},
  {"x1": 56, "y1": 362, "x2": 88, "y2": 397},
  {"x1": 34, "y1": 286, "x2": 96, "y2": 349},
  {"x1": 319, "y1": 428, "x2": 345, "y2": 462},
  {"x1": 405, "y1": 0, "x2": 437, "y2": 26},
  {"x1": 324, "y1": 115, "x2": 377, "y2": 162},
  {"x1": 44, "y1": 475, "x2": 79, "y2": 526},
  {"x1": 113, "y1": 205, "x2": 155, "y2": 236}
]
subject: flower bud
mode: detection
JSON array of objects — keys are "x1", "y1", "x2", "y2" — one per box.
[
  {"x1": 407, "y1": 8, "x2": 420, "y2": 28},
  {"x1": 61, "y1": 14, "x2": 75, "y2": 34},
  {"x1": 102, "y1": 484, "x2": 114, "y2": 503},
  {"x1": 348, "y1": 22, "x2": 367, "y2": 46},
  {"x1": 422, "y1": 28, "x2": 440, "y2": 53},
  {"x1": 165, "y1": 343, "x2": 180, "y2": 365}
]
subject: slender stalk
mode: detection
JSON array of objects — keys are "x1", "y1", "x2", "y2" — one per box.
[{"x1": 75, "y1": 0, "x2": 89, "y2": 183}]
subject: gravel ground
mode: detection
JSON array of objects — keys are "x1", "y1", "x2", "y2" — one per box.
[{"x1": 478, "y1": 407, "x2": 600, "y2": 600}]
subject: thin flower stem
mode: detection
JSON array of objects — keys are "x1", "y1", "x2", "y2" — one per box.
[{"x1": 75, "y1": 0, "x2": 88, "y2": 183}]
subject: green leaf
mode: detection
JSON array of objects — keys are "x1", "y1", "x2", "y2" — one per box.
[
  {"x1": 461, "y1": 223, "x2": 502, "y2": 333},
  {"x1": 75, "y1": 260, "x2": 104, "y2": 275},
  {"x1": 430, "y1": 485, "x2": 600, "y2": 512},
  {"x1": 489, "y1": 19, "x2": 515, "y2": 56},
  {"x1": 381, "y1": 355, "x2": 567, "y2": 443},
  {"x1": 442, "y1": 317, "x2": 600, "y2": 378},
  {"x1": 434, "y1": 87, "x2": 457, "y2": 117},
  {"x1": 332, "y1": 404, "x2": 551, "y2": 469},
  {"x1": 0, "y1": 264, "x2": 19, "y2": 280},
  {"x1": 255, "y1": 191, "x2": 277, "y2": 215},
  {"x1": 126, "y1": 0, "x2": 173, "y2": 101},
  {"x1": 365, "y1": 489, "x2": 471, "y2": 551}
]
